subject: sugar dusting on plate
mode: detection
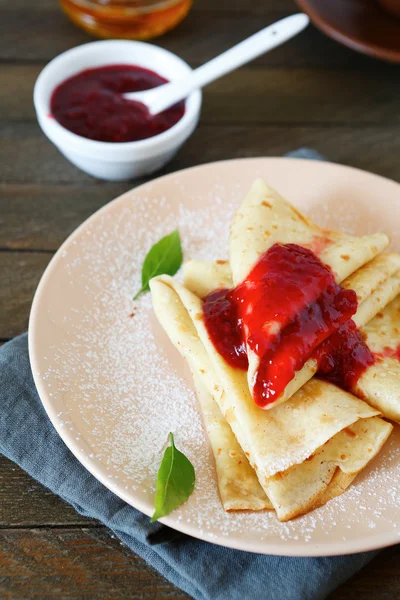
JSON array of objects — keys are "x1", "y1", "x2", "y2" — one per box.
[{"x1": 37, "y1": 162, "x2": 400, "y2": 553}]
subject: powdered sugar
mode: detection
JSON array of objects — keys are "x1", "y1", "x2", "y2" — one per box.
[{"x1": 33, "y1": 159, "x2": 400, "y2": 555}]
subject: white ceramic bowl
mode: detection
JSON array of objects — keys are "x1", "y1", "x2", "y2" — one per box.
[{"x1": 33, "y1": 40, "x2": 202, "y2": 181}]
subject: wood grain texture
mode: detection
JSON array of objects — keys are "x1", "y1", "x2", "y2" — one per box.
[
  {"x1": 3, "y1": 64, "x2": 400, "y2": 123},
  {"x1": 0, "y1": 457, "x2": 97, "y2": 528},
  {"x1": 0, "y1": 6, "x2": 386, "y2": 69},
  {"x1": 0, "y1": 252, "x2": 53, "y2": 337},
  {"x1": 0, "y1": 183, "x2": 129, "y2": 250},
  {"x1": 0, "y1": 527, "x2": 190, "y2": 599},
  {"x1": 0, "y1": 9, "x2": 286, "y2": 64},
  {"x1": 0, "y1": 526, "x2": 399, "y2": 600},
  {"x1": 329, "y1": 546, "x2": 400, "y2": 600},
  {"x1": 2, "y1": 122, "x2": 400, "y2": 185}
]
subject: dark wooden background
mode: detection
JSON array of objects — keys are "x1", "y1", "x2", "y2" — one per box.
[{"x1": 1, "y1": 0, "x2": 400, "y2": 597}]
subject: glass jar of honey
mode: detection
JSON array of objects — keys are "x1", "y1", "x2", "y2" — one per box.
[{"x1": 59, "y1": 0, "x2": 193, "y2": 40}]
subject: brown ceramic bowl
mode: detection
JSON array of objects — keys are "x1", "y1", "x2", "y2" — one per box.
[{"x1": 296, "y1": 0, "x2": 400, "y2": 63}]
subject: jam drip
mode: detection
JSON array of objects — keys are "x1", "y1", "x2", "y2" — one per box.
[
  {"x1": 232, "y1": 244, "x2": 358, "y2": 407},
  {"x1": 316, "y1": 320, "x2": 375, "y2": 390},
  {"x1": 202, "y1": 243, "x2": 374, "y2": 407},
  {"x1": 202, "y1": 288, "x2": 248, "y2": 371}
]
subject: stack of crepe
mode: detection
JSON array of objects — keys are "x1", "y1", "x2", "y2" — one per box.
[{"x1": 150, "y1": 179, "x2": 400, "y2": 521}]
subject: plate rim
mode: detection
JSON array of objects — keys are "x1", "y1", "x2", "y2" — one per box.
[{"x1": 29, "y1": 156, "x2": 400, "y2": 556}]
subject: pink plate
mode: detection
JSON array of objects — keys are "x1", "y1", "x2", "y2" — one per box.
[{"x1": 29, "y1": 158, "x2": 400, "y2": 556}]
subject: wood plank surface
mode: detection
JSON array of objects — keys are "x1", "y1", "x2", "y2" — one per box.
[
  {"x1": 1, "y1": 0, "x2": 400, "y2": 598},
  {"x1": 0, "y1": 184, "x2": 128, "y2": 250},
  {"x1": 331, "y1": 546, "x2": 400, "y2": 600},
  {"x1": 2, "y1": 123, "x2": 400, "y2": 186},
  {"x1": 0, "y1": 5, "x2": 385, "y2": 69},
  {"x1": 0, "y1": 252, "x2": 53, "y2": 338},
  {"x1": 0, "y1": 457, "x2": 96, "y2": 528},
  {"x1": 0, "y1": 527, "x2": 191, "y2": 599},
  {"x1": 3, "y1": 64, "x2": 400, "y2": 123},
  {"x1": 0, "y1": 525, "x2": 399, "y2": 600}
]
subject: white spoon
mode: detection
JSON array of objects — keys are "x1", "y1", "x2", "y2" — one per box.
[{"x1": 124, "y1": 13, "x2": 309, "y2": 116}]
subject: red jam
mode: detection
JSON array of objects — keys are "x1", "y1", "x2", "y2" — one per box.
[
  {"x1": 50, "y1": 65, "x2": 185, "y2": 143},
  {"x1": 202, "y1": 243, "x2": 374, "y2": 407},
  {"x1": 316, "y1": 320, "x2": 375, "y2": 390},
  {"x1": 203, "y1": 289, "x2": 248, "y2": 371},
  {"x1": 232, "y1": 244, "x2": 358, "y2": 407}
]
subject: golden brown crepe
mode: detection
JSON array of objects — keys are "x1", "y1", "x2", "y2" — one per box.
[
  {"x1": 185, "y1": 256, "x2": 400, "y2": 423},
  {"x1": 265, "y1": 417, "x2": 392, "y2": 521},
  {"x1": 347, "y1": 254, "x2": 400, "y2": 327},
  {"x1": 150, "y1": 274, "x2": 271, "y2": 511},
  {"x1": 193, "y1": 374, "x2": 272, "y2": 511},
  {"x1": 355, "y1": 295, "x2": 400, "y2": 423},
  {"x1": 229, "y1": 178, "x2": 389, "y2": 287},
  {"x1": 150, "y1": 272, "x2": 392, "y2": 520},
  {"x1": 184, "y1": 254, "x2": 400, "y2": 413},
  {"x1": 149, "y1": 178, "x2": 395, "y2": 520},
  {"x1": 228, "y1": 179, "x2": 390, "y2": 409}
]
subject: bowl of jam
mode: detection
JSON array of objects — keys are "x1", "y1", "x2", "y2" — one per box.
[{"x1": 34, "y1": 41, "x2": 202, "y2": 180}]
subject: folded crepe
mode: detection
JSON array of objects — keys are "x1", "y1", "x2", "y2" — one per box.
[
  {"x1": 150, "y1": 272, "x2": 392, "y2": 520},
  {"x1": 193, "y1": 374, "x2": 272, "y2": 511},
  {"x1": 150, "y1": 273, "x2": 271, "y2": 512},
  {"x1": 193, "y1": 369, "x2": 391, "y2": 521},
  {"x1": 185, "y1": 256, "x2": 400, "y2": 426},
  {"x1": 266, "y1": 416, "x2": 391, "y2": 521},
  {"x1": 150, "y1": 178, "x2": 394, "y2": 520},
  {"x1": 343, "y1": 253, "x2": 400, "y2": 328},
  {"x1": 185, "y1": 254, "x2": 400, "y2": 412},
  {"x1": 228, "y1": 179, "x2": 390, "y2": 409},
  {"x1": 355, "y1": 294, "x2": 400, "y2": 424}
]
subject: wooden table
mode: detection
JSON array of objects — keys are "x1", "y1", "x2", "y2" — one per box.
[{"x1": 1, "y1": 1, "x2": 400, "y2": 597}]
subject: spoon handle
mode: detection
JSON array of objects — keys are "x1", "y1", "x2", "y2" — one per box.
[{"x1": 147, "y1": 14, "x2": 309, "y2": 115}]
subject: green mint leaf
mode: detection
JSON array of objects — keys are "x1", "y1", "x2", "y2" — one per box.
[
  {"x1": 133, "y1": 230, "x2": 183, "y2": 299},
  {"x1": 151, "y1": 432, "x2": 195, "y2": 522}
]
